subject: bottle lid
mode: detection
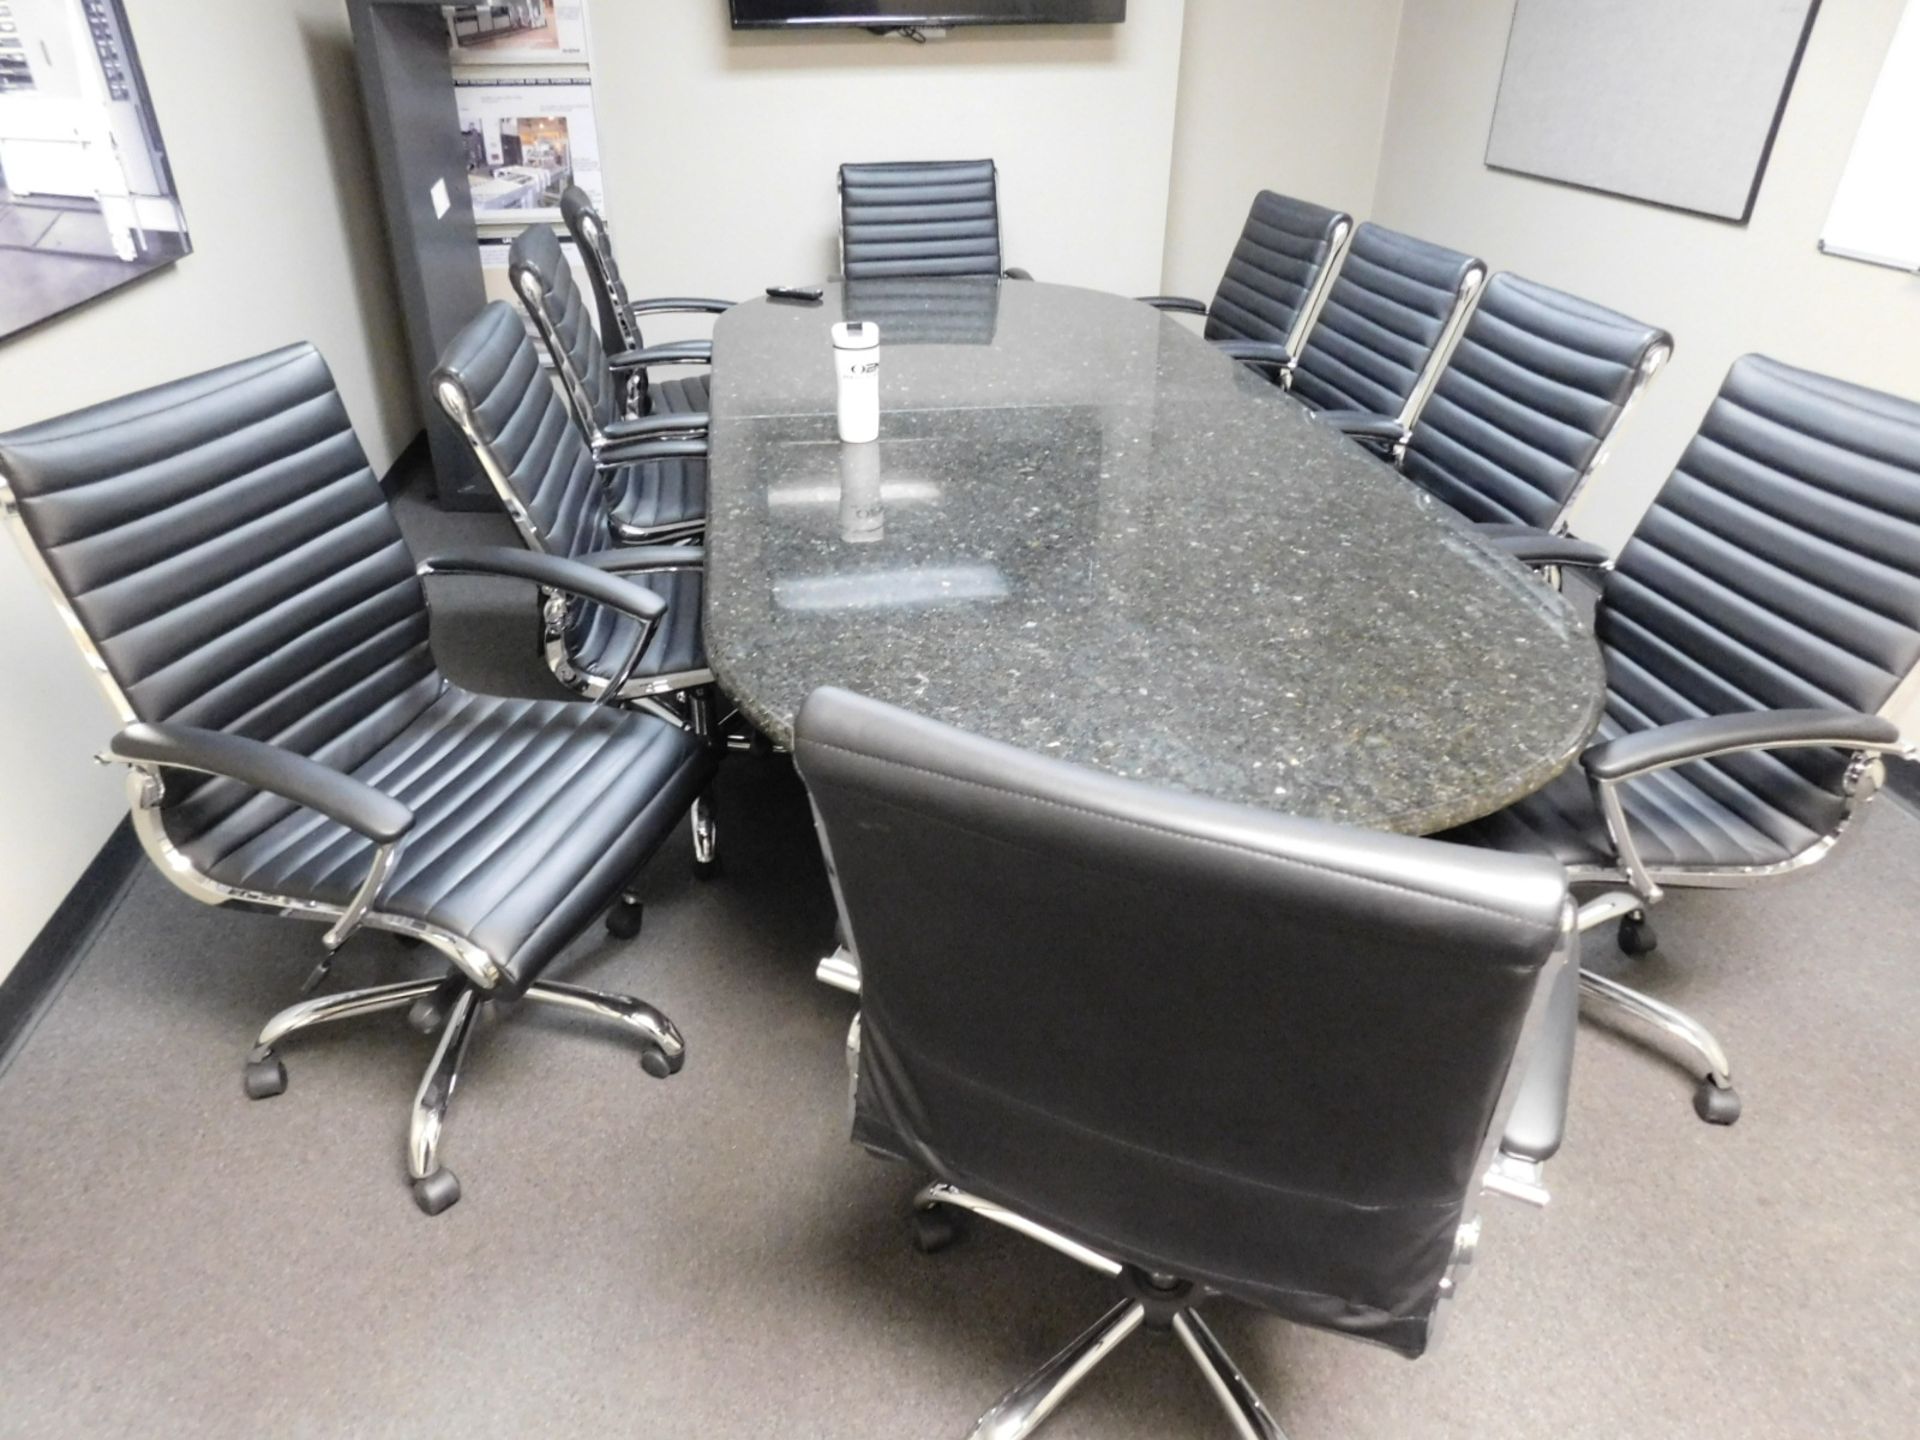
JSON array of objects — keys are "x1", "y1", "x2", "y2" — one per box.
[{"x1": 830, "y1": 321, "x2": 880, "y2": 351}]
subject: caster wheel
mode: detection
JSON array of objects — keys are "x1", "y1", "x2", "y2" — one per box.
[
  {"x1": 606, "y1": 901, "x2": 644, "y2": 940},
  {"x1": 1694, "y1": 1080, "x2": 1741, "y2": 1126},
  {"x1": 407, "y1": 994, "x2": 449, "y2": 1035},
  {"x1": 243, "y1": 1055, "x2": 287, "y2": 1100},
  {"x1": 413, "y1": 1169, "x2": 462, "y2": 1215},
  {"x1": 1618, "y1": 913, "x2": 1658, "y2": 957},
  {"x1": 693, "y1": 856, "x2": 721, "y2": 882},
  {"x1": 911, "y1": 1204, "x2": 967, "y2": 1254},
  {"x1": 639, "y1": 1045, "x2": 676, "y2": 1080}
]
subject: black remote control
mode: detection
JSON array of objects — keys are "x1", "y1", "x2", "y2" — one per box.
[{"x1": 766, "y1": 285, "x2": 824, "y2": 304}]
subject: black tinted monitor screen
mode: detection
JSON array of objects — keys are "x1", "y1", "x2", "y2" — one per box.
[{"x1": 731, "y1": 1, "x2": 1125, "y2": 27}]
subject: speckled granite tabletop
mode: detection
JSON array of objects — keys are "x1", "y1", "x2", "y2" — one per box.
[{"x1": 706, "y1": 278, "x2": 1604, "y2": 834}]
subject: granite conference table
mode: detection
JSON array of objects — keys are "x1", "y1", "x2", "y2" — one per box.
[{"x1": 704, "y1": 278, "x2": 1605, "y2": 834}]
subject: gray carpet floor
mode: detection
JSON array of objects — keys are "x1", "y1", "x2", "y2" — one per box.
[{"x1": 2, "y1": 486, "x2": 1917, "y2": 1439}]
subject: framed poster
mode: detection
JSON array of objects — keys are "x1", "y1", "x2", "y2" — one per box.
[
  {"x1": 445, "y1": 2, "x2": 592, "y2": 67},
  {"x1": 1485, "y1": 0, "x2": 1821, "y2": 223},
  {"x1": 455, "y1": 77, "x2": 604, "y2": 225},
  {"x1": 0, "y1": 0, "x2": 190, "y2": 342}
]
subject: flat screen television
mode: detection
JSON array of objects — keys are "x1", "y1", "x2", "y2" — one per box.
[{"x1": 730, "y1": 1, "x2": 1125, "y2": 29}]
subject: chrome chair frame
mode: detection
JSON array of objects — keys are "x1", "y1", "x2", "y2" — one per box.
[
  {"x1": 511, "y1": 264, "x2": 710, "y2": 451},
  {"x1": 432, "y1": 375, "x2": 732, "y2": 875},
  {"x1": 1, "y1": 474, "x2": 689, "y2": 1213},
  {"x1": 1150, "y1": 216, "x2": 1355, "y2": 390},
  {"x1": 827, "y1": 909, "x2": 1574, "y2": 1440},
  {"x1": 1365, "y1": 259, "x2": 1489, "y2": 449}
]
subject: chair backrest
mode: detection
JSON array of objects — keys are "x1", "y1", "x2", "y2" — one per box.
[
  {"x1": 794, "y1": 686, "x2": 1570, "y2": 1359},
  {"x1": 1402, "y1": 273, "x2": 1672, "y2": 530},
  {"x1": 0, "y1": 344, "x2": 440, "y2": 856},
  {"x1": 1203, "y1": 189, "x2": 1352, "y2": 357},
  {"x1": 838, "y1": 159, "x2": 1004, "y2": 280},
  {"x1": 560, "y1": 184, "x2": 643, "y2": 356},
  {"x1": 1600, "y1": 355, "x2": 1920, "y2": 841},
  {"x1": 510, "y1": 221, "x2": 623, "y2": 444},
  {"x1": 433, "y1": 301, "x2": 614, "y2": 563},
  {"x1": 1289, "y1": 222, "x2": 1486, "y2": 427}
]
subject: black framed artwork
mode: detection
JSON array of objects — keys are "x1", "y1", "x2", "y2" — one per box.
[{"x1": 0, "y1": 0, "x2": 191, "y2": 342}]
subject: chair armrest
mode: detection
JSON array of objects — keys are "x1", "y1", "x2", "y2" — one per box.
[
  {"x1": 1138, "y1": 295, "x2": 1210, "y2": 316},
  {"x1": 1212, "y1": 339, "x2": 1295, "y2": 370},
  {"x1": 627, "y1": 297, "x2": 733, "y2": 317},
  {"x1": 1480, "y1": 528, "x2": 1613, "y2": 571},
  {"x1": 605, "y1": 413, "x2": 710, "y2": 442},
  {"x1": 1582, "y1": 710, "x2": 1908, "y2": 783},
  {"x1": 109, "y1": 722, "x2": 414, "y2": 844},
  {"x1": 1002, "y1": 267, "x2": 1033, "y2": 281},
  {"x1": 1317, "y1": 410, "x2": 1410, "y2": 445},
  {"x1": 580, "y1": 545, "x2": 706, "y2": 573},
  {"x1": 596, "y1": 436, "x2": 710, "y2": 468},
  {"x1": 607, "y1": 341, "x2": 712, "y2": 371},
  {"x1": 1499, "y1": 957, "x2": 1578, "y2": 1165},
  {"x1": 417, "y1": 546, "x2": 668, "y2": 625}
]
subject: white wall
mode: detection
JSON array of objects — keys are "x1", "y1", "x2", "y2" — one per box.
[
  {"x1": 1161, "y1": 0, "x2": 1403, "y2": 300},
  {"x1": 584, "y1": 2, "x2": 1187, "y2": 336},
  {"x1": 0, "y1": 0, "x2": 410, "y2": 977},
  {"x1": 1371, "y1": 0, "x2": 1920, "y2": 550}
]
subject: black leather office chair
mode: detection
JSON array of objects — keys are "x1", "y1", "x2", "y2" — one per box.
[
  {"x1": 1442, "y1": 355, "x2": 1920, "y2": 1125},
  {"x1": 838, "y1": 160, "x2": 1032, "y2": 280},
  {"x1": 0, "y1": 344, "x2": 715, "y2": 1215},
  {"x1": 558, "y1": 184, "x2": 732, "y2": 416},
  {"x1": 795, "y1": 687, "x2": 1579, "y2": 1440},
  {"x1": 1324, "y1": 272, "x2": 1671, "y2": 569},
  {"x1": 434, "y1": 300, "x2": 725, "y2": 876},
  {"x1": 1284, "y1": 221, "x2": 1485, "y2": 436},
  {"x1": 509, "y1": 222, "x2": 707, "y2": 542},
  {"x1": 1141, "y1": 189, "x2": 1353, "y2": 381}
]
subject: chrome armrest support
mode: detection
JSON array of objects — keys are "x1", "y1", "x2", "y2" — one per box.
[
  {"x1": 323, "y1": 840, "x2": 401, "y2": 951},
  {"x1": 1583, "y1": 717, "x2": 1914, "y2": 903},
  {"x1": 419, "y1": 547, "x2": 669, "y2": 709},
  {"x1": 815, "y1": 945, "x2": 861, "y2": 994},
  {"x1": 1482, "y1": 1152, "x2": 1550, "y2": 1208},
  {"x1": 1591, "y1": 773, "x2": 1661, "y2": 904},
  {"x1": 100, "y1": 724, "x2": 415, "y2": 953}
]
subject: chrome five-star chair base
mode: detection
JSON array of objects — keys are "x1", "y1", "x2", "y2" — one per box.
[
  {"x1": 915, "y1": 1183, "x2": 1288, "y2": 1440},
  {"x1": 243, "y1": 969, "x2": 685, "y2": 1216}
]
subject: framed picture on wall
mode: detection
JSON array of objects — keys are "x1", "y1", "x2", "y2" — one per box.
[
  {"x1": 1485, "y1": 0, "x2": 1821, "y2": 223},
  {"x1": 455, "y1": 77, "x2": 604, "y2": 225},
  {"x1": 444, "y1": 2, "x2": 593, "y2": 67},
  {"x1": 0, "y1": 0, "x2": 191, "y2": 342}
]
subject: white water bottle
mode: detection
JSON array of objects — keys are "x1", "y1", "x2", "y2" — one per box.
[{"x1": 831, "y1": 321, "x2": 881, "y2": 443}]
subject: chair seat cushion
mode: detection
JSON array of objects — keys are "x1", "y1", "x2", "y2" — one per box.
[
  {"x1": 1440, "y1": 715, "x2": 1823, "y2": 872},
  {"x1": 190, "y1": 688, "x2": 713, "y2": 993},
  {"x1": 572, "y1": 565, "x2": 708, "y2": 686},
  {"x1": 610, "y1": 453, "x2": 706, "y2": 536}
]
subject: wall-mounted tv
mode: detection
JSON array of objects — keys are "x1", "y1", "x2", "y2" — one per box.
[{"x1": 730, "y1": 1, "x2": 1125, "y2": 29}]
